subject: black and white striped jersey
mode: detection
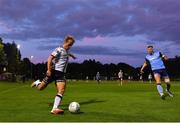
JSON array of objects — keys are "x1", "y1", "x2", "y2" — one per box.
[{"x1": 51, "y1": 46, "x2": 69, "y2": 73}]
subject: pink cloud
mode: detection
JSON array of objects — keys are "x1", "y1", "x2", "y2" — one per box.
[{"x1": 82, "y1": 35, "x2": 108, "y2": 44}]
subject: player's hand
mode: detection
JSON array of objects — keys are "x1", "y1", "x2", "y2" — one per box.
[
  {"x1": 46, "y1": 70, "x2": 52, "y2": 76},
  {"x1": 71, "y1": 55, "x2": 77, "y2": 59},
  {"x1": 72, "y1": 56, "x2": 77, "y2": 59}
]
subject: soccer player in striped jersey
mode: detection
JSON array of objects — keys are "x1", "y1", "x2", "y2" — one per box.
[
  {"x1": 140, "y1": 45, "x2": 174, "y2": 100},
  {"x1": 31, "y1": 35, "x2": 76, "y2": 114},
  {"x1": 96, "y1": 72, "x2": 101, "y2": 84},
  {"x1": 118, "y1": 70, "x2": 123, "y2": 86}
]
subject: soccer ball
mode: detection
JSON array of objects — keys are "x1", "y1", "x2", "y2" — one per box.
[{"x1": 68, "y1": 102, "x2": 80, "y2": 113}]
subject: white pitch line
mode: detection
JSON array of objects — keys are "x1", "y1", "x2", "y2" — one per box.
[{"x1": 0, "y1": 85, "x2": 28, "y2": 94}]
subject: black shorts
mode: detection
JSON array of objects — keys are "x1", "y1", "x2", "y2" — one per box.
[
  {"x1": 43, "y1": 70, "x2": 66, "y2": 84},
  {"x1": 153, "y1": 69, "x2": 169, "y2": 78}
]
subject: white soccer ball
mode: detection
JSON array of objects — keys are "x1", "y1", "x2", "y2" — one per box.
[{"x1": 68, "y1": 102, "x2": 80, "y2": 113}]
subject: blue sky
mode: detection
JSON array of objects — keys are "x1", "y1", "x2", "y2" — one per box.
[{"x1": 0, "y1": 0, "x2": 180, "y2": 67}]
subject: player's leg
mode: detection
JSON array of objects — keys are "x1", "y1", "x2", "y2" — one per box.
[
  {"x1": 154, "y1": 72, "x2": 165, "y2": 99},
  {"x1": 163, "y1": 71, "x2": 174, "y2": 97},
  {"x1": 51, "y1": 81, "x2": 66, "y2": 114},
  {"x1": 51, "y1": 71, "x2": 66, "y2": 114},
  {"x1": 31, "y1": 79, "x2": 41, "y2": 88},
  {"x1": 121, "y1": 78, "x2": 123, "y2": 86},
  {"x1": 31, "y1": 80, "x2": 47, "y2": 90},
  {"x1": 31, "y1": 75, "x2": 50, "y2": 90},
  {"x1": 37, "y1": 81, "x2": 47, "y2": 90},
  {"x1": 164, "y1": 77, "x2": 173, "y2": 97},
  {"x1": 118, "y1": 77, "x2": 120, "y2": 86},
  {"x1": 97, "y1": 78, "x2": 100, "y2": 84}
]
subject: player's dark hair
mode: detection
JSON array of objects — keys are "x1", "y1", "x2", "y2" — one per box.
[
  {"x1": 147, "y1": 45, "x2": 153, "y2": 48},
  {"x1": 64, "y1": 35, "x2": 75, "y2": 43}
]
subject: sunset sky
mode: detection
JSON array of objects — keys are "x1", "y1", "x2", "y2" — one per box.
[{"x1": 0, "y1": 0, "x2": 180, "y2": 67}]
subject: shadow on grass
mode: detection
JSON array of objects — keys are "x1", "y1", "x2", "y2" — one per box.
[
  {"x1": 48, "y1": 99, "x2": 106, "y2": 111},
  {"x1": 69, "y1": 111, "x2": 84, "y2": 115},
  {"x1": 79, "y1": 99, "x2": 106, "y2": 105}
]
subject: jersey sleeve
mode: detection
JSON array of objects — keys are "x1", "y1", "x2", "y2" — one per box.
[{"x1": 51, "y1": 47, "x2": 61, "y2": 57}]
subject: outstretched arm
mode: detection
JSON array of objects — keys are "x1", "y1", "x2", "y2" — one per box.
[
  {"x1": 140, "y1": 61, "x2": 148, "y2": 74},
  {"x1": 69, "y1": 53, "x2": 77, "y2": 59},
  {"x1": 160, "y1": 52, "x2": 168, "y2": 61},
  {"x1": 162, "y1": 54, "x2": 168, "y2": 61}
]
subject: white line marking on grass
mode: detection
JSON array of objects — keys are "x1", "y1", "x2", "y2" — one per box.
[{"x1": 0, "y1": 85, "x2": 27, "y2": 94}]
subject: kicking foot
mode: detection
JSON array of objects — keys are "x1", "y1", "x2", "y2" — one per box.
[
  {"x1": 161, "y1": 94, "x2": 166, "y2": 100},
  {"x1": 31, "y1": 80, "x2": 41, "y2": 88},
  {"x1": 166, "y1": 89, "x2": 174, "y2": 97},
  {"x1": 51, "y1": 108, "x2": 64, "y2": 114}
]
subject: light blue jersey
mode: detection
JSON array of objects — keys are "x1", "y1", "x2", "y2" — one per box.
[{"x1": 145, "y1": 51, "x2": 165, "y2": 71}]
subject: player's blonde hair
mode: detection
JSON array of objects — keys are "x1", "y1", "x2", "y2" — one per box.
[{"x1": 64, "y1": 35, "x2": 75, "y2": 44}]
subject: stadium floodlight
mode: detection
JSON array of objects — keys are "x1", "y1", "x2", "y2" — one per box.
[
  {"x1": 30, "y1": 55, "x2": 34, "y2": 59},
  {"x1": 17, "y1": 44, "x2": 21, "y2": 49}
]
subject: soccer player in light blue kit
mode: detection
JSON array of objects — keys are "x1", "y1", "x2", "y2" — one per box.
[{"x1": 140, "y1": 45, "x2": 173, "y2": 100}]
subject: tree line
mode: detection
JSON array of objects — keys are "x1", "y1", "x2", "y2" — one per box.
[
  {"x1": 0, "y1": 38, "x2": 33, "y2": 79},
  {"x1": 0, "y1": 37, "x2": 180, "y2": 81}
]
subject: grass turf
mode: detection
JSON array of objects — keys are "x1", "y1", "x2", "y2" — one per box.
[{"x1": 0, "y1": 80, "x2": 180, "y2": 122}]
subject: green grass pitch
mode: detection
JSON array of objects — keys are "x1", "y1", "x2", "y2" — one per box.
[{"x1": 0, "y1": 80, "x2": 180, "y2": 122}]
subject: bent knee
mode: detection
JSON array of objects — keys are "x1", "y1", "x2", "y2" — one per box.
[
  {"x1": 58, "y1": 90, "x2": 65, "y2": 95},
  {"x1": 57, "y1": 88, "x2": 65, "y2": 95}
]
